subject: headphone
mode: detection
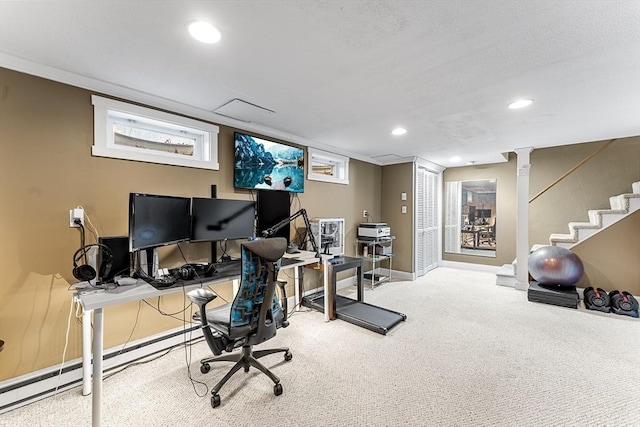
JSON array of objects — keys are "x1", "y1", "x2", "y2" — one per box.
[
  {"x1": 73, "y1": 244, "x2": 113, "y2": 282},
  {"x1": 178, "y1": 263, "x2": 216, "y2": 280}
]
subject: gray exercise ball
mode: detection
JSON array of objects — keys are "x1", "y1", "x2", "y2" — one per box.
[{"x1": 528, "y1": 246, "x2": 584, "y2": 287}]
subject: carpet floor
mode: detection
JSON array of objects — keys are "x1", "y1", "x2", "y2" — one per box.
[{"x1": 2, "y1": 267, "x2": 639, "y2": 426}]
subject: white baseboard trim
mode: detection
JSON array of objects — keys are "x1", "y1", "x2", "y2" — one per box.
[
  {"x1": 390, "y1": 269, "x2": 415, "y2": 281},
  {"x1": 0, "y1": 324, "x2": 203, "y2": 414},
  {"x1": 439, "y1": 260, "x2": 501, "y2": 274}
]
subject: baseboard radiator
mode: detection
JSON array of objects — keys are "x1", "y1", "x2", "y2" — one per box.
[{"x1": 0, "y1": 325, "x2": 202, "y2": 414}]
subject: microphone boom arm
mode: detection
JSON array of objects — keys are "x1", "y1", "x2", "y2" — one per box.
[{"x1": 261, "y1": 208, "x2": 320, "y2": 258}]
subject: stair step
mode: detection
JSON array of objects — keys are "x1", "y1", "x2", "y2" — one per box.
[
  {"x1": 588, "y1": 209, "x2": 627, "y2": 226},
  {"x1": 496, "y1": 264, "x2": 516, "y2": 287},
  {"x1": 549, "y1": 233, "x2": 576, "y2": 243}
]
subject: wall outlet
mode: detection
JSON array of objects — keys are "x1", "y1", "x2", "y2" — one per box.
[
  {"x1": 69, "y1": 207, "x2": 85, "y2": 227},
  {"x1": 362, "y1": 210, "x2": 368, "y2": 218}
]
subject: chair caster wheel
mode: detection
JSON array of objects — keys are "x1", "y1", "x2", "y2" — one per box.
[
  {"x1": 274, "y1": 383, "x2": 283, "y2": 396},
  {"x1": 200, "y1": 363, "x2": 210, "y2": 374},
  {"x1": 284, "y1": 351, "x2": 292, "y2": 361},
  {"x1": 211, "y1": 393, "x2": 221, "y2": 408}
]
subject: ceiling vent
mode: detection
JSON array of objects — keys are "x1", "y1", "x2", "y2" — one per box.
[
  {"x1": 372, "y1": 154, "x2": 403, "y2": 163},
  {"x1": 213, "y1": 98, "x2": 274, "y2": 124}
]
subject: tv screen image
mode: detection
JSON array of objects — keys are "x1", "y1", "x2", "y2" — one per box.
[
  {"x1": 128, "y1": 193, "x2": 192, "y2": 251},
  {"x1": 234, "y1": 132, "x2": 304, "y2": 193},
  {"x1": 191, "y1": 198, "x2": 256, "y2": 242}
]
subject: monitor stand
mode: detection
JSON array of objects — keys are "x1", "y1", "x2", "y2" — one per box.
[{"x1": 137, "y1": 248, "x2": 159, "y2": 279}]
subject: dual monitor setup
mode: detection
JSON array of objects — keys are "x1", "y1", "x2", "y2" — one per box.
[{"x1": 129, "y1": 193, "x2": 255, "y2": 253}]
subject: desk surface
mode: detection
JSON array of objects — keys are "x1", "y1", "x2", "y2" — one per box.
[{"x1": 77, "y1": 251, "x2": 319, "y2": 311}]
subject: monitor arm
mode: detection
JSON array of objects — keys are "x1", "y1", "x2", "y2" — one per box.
[{"x1": 261, "y1": 208, "x2": 320, "y2": 259}]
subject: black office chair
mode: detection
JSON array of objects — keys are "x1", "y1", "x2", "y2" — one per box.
[{"x1": 187, "y1": 237, "x2": 291, "y2": 408}]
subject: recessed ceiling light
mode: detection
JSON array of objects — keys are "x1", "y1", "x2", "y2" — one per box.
[
  {"x1": 450, "y1": 156, "x2": 461, "y2": 163},
  {"x1": 508, "y1": 99, "x2": 533, "y2": 109},
  {"x1": 391, "y1": 127, "x2": 407, "y2": 136},
  {"x1": 188, "y1": 21, "x2": 221, "y2": 44}
]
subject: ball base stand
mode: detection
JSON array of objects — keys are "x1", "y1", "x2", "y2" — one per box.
[{"x1": 527, "y1": 281, "x2": 579, "y2": 309}]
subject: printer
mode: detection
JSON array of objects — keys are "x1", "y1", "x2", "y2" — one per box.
[{"x1": 358, "y1": 223, "x2": 391, "y2": 238}]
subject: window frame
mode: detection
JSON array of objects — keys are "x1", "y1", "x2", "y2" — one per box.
[
  {"x1": 91, "y1": 95, "x2": 219, "y2": 170},
  {"x1": 306, "y1": 147, "x2": 350, "y2": 185}
]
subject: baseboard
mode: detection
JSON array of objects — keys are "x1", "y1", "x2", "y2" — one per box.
[
  {"x1": 439, "y1": 260, "x2": 501, "y2": 274},
  {"x1": 0, "y1": 324, "x2": 202, "y2": 414}
]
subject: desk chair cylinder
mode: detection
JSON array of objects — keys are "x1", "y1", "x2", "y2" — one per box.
[{"x1": 196, "y1": 238, "x2": 291, "y2": 408}]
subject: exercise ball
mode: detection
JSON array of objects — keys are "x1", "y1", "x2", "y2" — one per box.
[{"x1": 528, "y1": 246, "x2": 584, "y2": 287}]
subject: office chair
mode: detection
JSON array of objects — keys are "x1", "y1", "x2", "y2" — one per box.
[
  {"x1": 479, "y1": 218, "x2": 496, "y2": 246},
  {"x1": 187, "y1": 237, "x2": 291, "y2": 408}
]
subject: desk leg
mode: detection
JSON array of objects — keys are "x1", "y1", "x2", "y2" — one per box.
[
  {"x1": 329, "y1": 266, "x2": 337, "y2": 320},
  {"x1": 82, "y1": 309, "x2": 93, "y2": 396},
  {"x1": 322, "y1": 257, "x2": 329, "y2": 322},
  {"x1": 294, "y1": 266, "x2": 300, "y2": 311},
  {"x1": 92, "y1": 307, "x2": 104, "y2": 427},
  {"x1": 356, "y1": 265, "x2": 363, "y2": 302}
]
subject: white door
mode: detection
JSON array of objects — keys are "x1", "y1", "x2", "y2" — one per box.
[{"x1": 415, "y1": 165, "x2": 440, "y2": 277}]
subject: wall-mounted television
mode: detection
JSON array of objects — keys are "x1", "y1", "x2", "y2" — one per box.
[
  {"x1": 234, "y1": 132, "x2": 305, "y2": 193},
  {"x1": 191, "y1": 198, "x2": 256, "y2": 242},
  {"x1": 128, "y1": 193, "x2": 192, "y2": 252}
]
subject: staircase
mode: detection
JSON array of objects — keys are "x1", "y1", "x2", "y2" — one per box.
[
  {"x1": 549, "y1": 181, "x2": 640, "y2": 248},
  {"x1": 496, "y1": 182, "x2": 640, "y2": 287}
]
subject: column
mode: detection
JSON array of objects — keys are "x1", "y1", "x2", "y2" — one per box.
[{"x1": 515, "y1": 147, "x2": 533, "y2": 291}]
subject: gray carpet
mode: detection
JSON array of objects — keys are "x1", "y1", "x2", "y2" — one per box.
[{"x1": 2, "y1": 267, "x2": 639, "y2": 426}]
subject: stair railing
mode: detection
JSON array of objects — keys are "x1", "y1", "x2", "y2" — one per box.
[{"x1": 529, "y1": 138, "x2": 617, "y2": 204}]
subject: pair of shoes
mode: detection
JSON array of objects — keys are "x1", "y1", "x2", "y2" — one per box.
[{"x1": 584, "y1": 287, "x2": 639, "y2": 317}]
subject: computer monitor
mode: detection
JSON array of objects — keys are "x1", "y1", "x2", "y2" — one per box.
[
  {"x1": 128, "y1": 193, "x2": 192, "y2": 252},
  {"x1": 190, "y1": 198, "x2": 256, "y2": 242}
]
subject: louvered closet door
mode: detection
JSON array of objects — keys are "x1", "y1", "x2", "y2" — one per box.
[{"x1": 415, "y1": 166, "x2": 439, "y2": 277}]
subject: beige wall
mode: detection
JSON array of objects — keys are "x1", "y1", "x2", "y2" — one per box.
[
  {"x1": 572, "y1": 211, "x2": 640, "y2": 293},
  {"x1": 0, "y1": 68, "x2": 381, "y2": 380},
  {"x1": 381, "y1": 163, "x2": 414, "y2": 273}
]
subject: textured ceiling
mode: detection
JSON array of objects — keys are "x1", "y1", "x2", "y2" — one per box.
[{"x1": 1, "y1": 1, "x2": 639, "y2": 167}]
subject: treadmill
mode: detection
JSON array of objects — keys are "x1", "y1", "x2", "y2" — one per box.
[{"x1": 302, "y1": 256, "x2": 406, "y2": 335}]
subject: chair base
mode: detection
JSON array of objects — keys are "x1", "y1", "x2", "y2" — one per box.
[{"x1": 200, "y1": 345, "x2": 292, "y2": 407}]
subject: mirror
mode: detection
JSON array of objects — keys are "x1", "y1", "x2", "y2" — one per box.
[{"x1": 445, "y1": 179, "x2": 497, "y2": 257}]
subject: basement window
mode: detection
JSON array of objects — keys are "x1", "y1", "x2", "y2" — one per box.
[
  {"x1": 92, "y1": 95, "x2": 219, "y2": 170},
  {"x1": 307, "y1": 148, "x2": 349, "y2": 185}
]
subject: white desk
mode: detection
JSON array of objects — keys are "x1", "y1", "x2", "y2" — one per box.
[{"x1": 77, "y1": 252, "x2": 318, "y2": 427}]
